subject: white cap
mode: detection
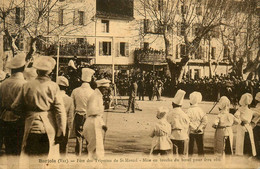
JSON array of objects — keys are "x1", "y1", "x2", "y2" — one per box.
[
  {"x1": 189, "y1": 91, "x2": 202, "y2": 105},
  {"x1": 172, "y1": 89, "x2": 186, "y2": 106},
  {"x1": 218, "y1": 96, "x2": 230, "y2": 110},
  {"x1": 0, "y1": 70, "x2": 6, "y2": 81},
  {"x1": 33, "y1": 56, "x2": 56, "y2": 71},
  {"x1": 23, "y1": 68, "x2": 37, "y2": 81},
  {"x1": 239, "y1": 93, "x2": 253, "y2": 106},
  {"x1": 6, "y1": 52, "x2": 26, "y2": 69},
  {"x1": 96, "y1": 79, "x2": 111, "y2": 87},
  {"x1": 81, "y1": 68, "x2": 95, "y2": 82},
  {"x1": 255, "y1": 92, "x2": 260, "y2": 102},
  {"x1": 57, "y1": 76, "x2": 69, "y2": 87},
  {"x1": 156, "y1": 106, "x2": 169, "y2": 119}
]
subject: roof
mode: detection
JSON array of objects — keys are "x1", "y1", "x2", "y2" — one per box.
[{"x1": 96, "y1": 0, "x2": 134, "y2": 20}]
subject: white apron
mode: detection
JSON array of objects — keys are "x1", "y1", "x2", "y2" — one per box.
[
  {"x1": 235, "y1": 124, "x2": 256, "y2": 156},
  {"x1": 19, "y1": 112, "x2": 60, "y2": 169},
  {"x1": 83, "y1": 115, "x2": 105, "y2": 159},
  {"x1": 214, "y1": 127, "x2": 233, "y2": 155}
]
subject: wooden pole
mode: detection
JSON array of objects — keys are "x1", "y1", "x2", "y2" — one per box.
[{"x1": 56, "y1": 36, "x2": 60, "y2": 82}]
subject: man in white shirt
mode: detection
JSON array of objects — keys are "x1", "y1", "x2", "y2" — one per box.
[
  {"x1": 71, "y1": 68, "x2": 95, "y2": 156},
  {"x1": 187, "y1": 91, "x2": 208, "y2": 156},
  {"x1": 167, "y1": 89, "x2": 190, "y2": 155}
]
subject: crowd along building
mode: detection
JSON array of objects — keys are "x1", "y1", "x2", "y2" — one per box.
[{"x1": 0, "y1": 0, "x2": 258, "y2": 79}]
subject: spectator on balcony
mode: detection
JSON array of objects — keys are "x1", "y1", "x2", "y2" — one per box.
[{"x1": 68, "y1": 56, "x2": 78, "y2": 70}]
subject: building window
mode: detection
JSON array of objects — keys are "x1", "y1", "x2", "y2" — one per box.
[
  {"x1": 77, "y1": 38, "x2": 84, "y2": 44},
  {"x1": 58, "y1": 9, "x2": 64, "y2": 26},
  {"x1": 195, "y1": 46, "x2": 203, "y2": 59},
  {"x1": 144, "y1": 42, "x2": 149, "y2": 50},
  {"x1": 192, "y1": 24, "x2": 200, "y2": 36},
  {"x1": 181, "y1": 5, "x2": 187, "y2": 14},
  {"x1": 119, "y1": 42, "x2": 129, "y2": 57},
  {"x1": 211, "y1": 27, "x2": 220, "y2": 38},
  {"x1": 196, "y1": 7, "x2": 202, "y2": 15},
  {"x1": 158, "y1": 0, "x2": 164, "y2": 11},
  {"x1": 3, "y1": 35, "x2": 11, "y2": 51},
  {"x1": 78, "y1": 11, "x2": 85, "y2": 25},
  {"x1": 144, "y1": 19, "x2": 150, "y2": 33},
  {"x1": 181, "y1": 22, "x2": 185, "y2": 36},
  {"x1": 101, "y1": 20, "x2": 109, "y2": 33},
  {"x1": 99, "y1": 41, "x2": 111, "y2": 56},
  {"x1": 223, "y1": 46, "x2": 230, "y2": 61},
  {"x1": 15, "y1": 7, "x2": 21, "y2": 25},
  {"x1": 211, "y1": 47, "x2": 216, "y2": 59},
  {"x1": 120, "y1": 42, "x2": 126, "y2": 56},
  {"x1": 180, "y1": 44, "x2": 188, "y2": 58},
  {"x1": 177, "y1": 22, "x2": 185, "y2": 36},
  {"x1": 176, "y1": 45, "x2": 179, "y2": 59}
]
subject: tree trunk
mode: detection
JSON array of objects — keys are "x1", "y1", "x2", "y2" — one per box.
[
  {"x1": 4, "y1": 29, "x2": 18, "y2": 57},
  {"x1": 208, "y1": 38, "x2": 212, "y2": 78},
  {"x1": 177, "y1": 61, "x2": 188, "y2": 82},
  {"x1": 164, "y1": 33, "x2": 178, "y2": 85},
  {"x1": 26, "y1": 37, "x2": 37, "y2": 61}
]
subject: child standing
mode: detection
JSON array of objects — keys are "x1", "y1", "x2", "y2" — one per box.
[
  {"x1": 213, "y1": 96, "x2": 239, "y2": 155},
  {"x1": 150, "y1": 107, "x2": 172, "y2": 155}
]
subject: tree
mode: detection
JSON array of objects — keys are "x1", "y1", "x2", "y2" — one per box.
[
  {"x1": 136, "y1": 0, "x2": 236, "y2": 85},
  {"x1": 1, "y1": 0, "x2": 95, "y2": 70},
  {"x1": 219, "y1": 0, "x2": 259, "y2": 79}
]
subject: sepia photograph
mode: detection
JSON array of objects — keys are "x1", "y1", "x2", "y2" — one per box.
[{"x1": 0, "y1": 0, "x2": 259, "y2": 168}]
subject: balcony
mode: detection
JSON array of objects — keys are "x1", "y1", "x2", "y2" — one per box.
[
  {"x1": 37, "y1": 37, "x2": 95, "y2": 57},
  {"x1": 134, "y1": 48, "x2": 167, "y2": 65}
]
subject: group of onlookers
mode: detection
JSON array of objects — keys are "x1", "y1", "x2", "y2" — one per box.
[
  {"x1": 0, "y1": 53, "x2": 110, "y2": 162},
  {"x1": 150, "y1": 89, "x2": 260, "y2": 158}
]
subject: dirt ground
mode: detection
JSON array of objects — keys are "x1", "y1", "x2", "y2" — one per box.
[{"x1": 68, "y1": 97, "x2": 224, "y2": 155}]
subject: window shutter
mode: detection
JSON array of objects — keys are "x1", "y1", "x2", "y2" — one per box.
[
  {"x1": 99, "y1": 41, "x2": 103, "y2": 55},
  {"x1": 117, "y1": 42, "x2": 120, "y2": 57},
  {"x1": 126, "y1": 42, "x2": 129, "y2": 57},
  {"x1": 58, "y1": 9, "x2": 64, "y2": 25},
  {"x1": 73, "y1": 10, "x2": 76, "y2": 25},
  {"x1": 177, "y1": 22, "x2": 180, "y2": 36},
  {"x1": 83, "y1": 11, "x2": 86, "y2": 26},
  {"x1": 192, "y1": 24, "x2": 195, "y2": 36},
  {"x1": 201, "y1": 46, "x2": 204, "y2": 59},
  {"x1": 176, "y1": 45, "x2": 179, "y2": 59},
  {"x1": 74, "y1": 10, "x2": 79, "y2": 25}
]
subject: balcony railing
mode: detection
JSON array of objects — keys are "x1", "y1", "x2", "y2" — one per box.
[
  {"x1": 134, "y1": 48, "x2": 167, "y2": 65},
  {"x1": 37, "y1": 38, "x2": 95, "y2": 57}
]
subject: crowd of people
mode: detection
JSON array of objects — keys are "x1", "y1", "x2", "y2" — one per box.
[
  {"x1": 150, "y1": 90, "x2": 260, "y2": 158},
  {"x1": 112, "y1": 71, "x2": 259, "y2": 107},
  {"x1": 0, "y1": 53, "x2": 259, "y2": 167},
  {"x1": 0, "y1": 53, "x2": 110, "y2": 163}
]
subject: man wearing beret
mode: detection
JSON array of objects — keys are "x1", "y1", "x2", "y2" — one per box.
[
  {"x1": 71, "y1": 68, "x2": 95, "y2": 156},
  {"x1": 11, "y1": 56, "x2": 66, "y2": 156},
  {"x1": 0, "y1": 53, "x2": 27, "y2": 155}
]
